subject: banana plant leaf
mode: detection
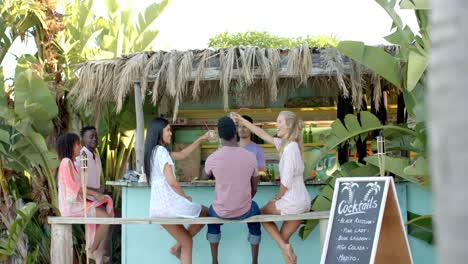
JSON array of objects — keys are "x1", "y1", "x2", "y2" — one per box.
[
  {"x1": 407, "y1": 211, "x2": 433, "y2": 244},
  {"x1": 337, "y1": 41, "x2": 401, "y2": 88},
  {"x1": 310, "y1": 112, "x2": 417, "y2": 169},
  {"x1": 403, "y1": 157, "x2": 430, "y2": 181},
  {"x1": 0, "y1": 203, "x2": 52, "y2": 256},
  {"x1": 298, "y1": 219, "x2": 319, "y2": 241},
  {"x1": 401, "y1": 82, "x2": 426, "y2": 123},
  {"x1": 24, "y1": 218, "x2": 51, "y2": 263},
  {"x1": 375, "y1": 0, "x2": 403, "y2": 29},
  {"x1": 365, "y1": 155, "x2": 430, "y2": 188},
  {"x1": 14, "y1": 58, "x2": 58, "y2": 136},
  {"x1": 407, "y1": 48, "x2": 428, "y2": 92},
  {"x1": 400, "y1": 0, "x2": 431, "y2": 9},
  {"x1": 384, "y1": 25, "x2": 414, "y2": 53},
  {"x1": 327, "y1": 112, "x2": 416, "y2": 151},
  {"x1": 349, "y1": 164, "x2": 380, "y2": 177}
]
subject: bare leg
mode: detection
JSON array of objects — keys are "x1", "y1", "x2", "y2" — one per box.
[
  {"x1": 251, "y1": 244, "x2": 259, "y2": 264},
  {"x1": 188, "y1": 206, "x2": 209, "y2": 236},
  {"x1": 171, "y1": 206, "x2": 209, "y2": 259},
  {"x1": 247, "y1": 220, "x2": 261, "y2": 264},
  {"x1": 207, "y1": 220, "x2": 222, "y2": 264},
  {"x1": 90, "y1": 249, "x2": 110, "y2": 264},
  {"x1": 162, "y1": 224, "x2": 193, "y2": 264},
  {"x1": 280, "y1": 220, "x2": 302, "y2": 243},
  {"x1": 260, "y1": 201, "x2": 295, "y2": 264},
  {"x1": 89, "y1": 208, "x2": 111, "y2": 264},
  {"x1": 210, "y1": 242, "x2": 219, "y2": 264},
  {"x1": 280, "y1": 221, "x2": 302, "y2": 264},
  {"x1": 96, "y1": 223, "x2": 113, "y2": 263},
  {"x1": 96, "y1": 241, "x2": 110, "y2": 263}
]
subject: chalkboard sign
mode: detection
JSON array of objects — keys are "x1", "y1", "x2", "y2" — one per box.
[{"x1": 320, "y1": 177, "x2": 412, "y2": 264}]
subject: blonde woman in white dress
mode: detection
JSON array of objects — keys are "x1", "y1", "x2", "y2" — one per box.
[
  {"x1": 234, "y1": 111, "x2": 311, "y2": 264},
  {"x1": 145, "y1": 117, "x2": 211, "y2": 264}
]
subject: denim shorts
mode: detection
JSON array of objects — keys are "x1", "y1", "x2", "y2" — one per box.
[{"x1": 206, "y1": 201, "x2": 261, "y2": 245}]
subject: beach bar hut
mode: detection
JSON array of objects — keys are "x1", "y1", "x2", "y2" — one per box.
[{"x1": 70, "y1": 45, "x2": 432, "y2": 263}]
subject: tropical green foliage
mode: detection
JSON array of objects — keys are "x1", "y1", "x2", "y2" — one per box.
[
  {"x1": 0, "y1": 202, "x2": 52, "y2": 261},
  {"x1": 57, "y1": 0, "x2": 169, "y2": 206},
  {"x1": 100, "y1": 128, "x2": 134, "y2": 206},
  {"x1": 332, "y1": 0, "x2": 430, "y2": 186},
  {"x1": 310, "y1": 111, "x2": 428, "y2": 187},
  {"x1": 300, "y1": 0, "x2": 432, "y2": 244},
  {"x1": 0, "y1": 57, "x2": 59, "y2": 205},
  {"x1": 61, "y1": 2, "x2": 169, "y2": 260},
  {"x1": 337, "y1": 0, "x2": 429, "y2": 125},
  {"x1": 0, "y1": 0, "x2": 47, "y2": 63},
  {"x1": 57, "y1": 0, "x2": 168, "y2": 208},
  {"x1": 58, "y1": 0, "x2": 169, "y2": 65},
  {"x1": 407, "y1": 212, "x2": 433, "y2": 244},
  {"x1": 208, "y1": 31, "x2": 338, "y2": 49},
  {"x1": 0, "y1": 4, "x2": 46, "y2": 253},
  {"x1": 365, "y1": 155, "x2": 430, "y2": 187},
  {"x1": 54, "y1": 0, "x2": 169, "y2": 90},
  {"x1": 1, "y1": 0, "x2": 170, "y2": 262},
  {"x1": 99, "y1": 0, "x2": 168, "y2": 55},
  {"x1": 0, "y1": 59, "x2": 58, "y2": 262}
]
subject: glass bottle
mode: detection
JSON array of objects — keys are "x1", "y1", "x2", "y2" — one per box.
[
  {"x1": 267, "y1": 164, "x2": 274, "y2": 182},
  {"x1": 303, "y1": 126, "x2": 309, "y2": 144},
  {"x1": 308, "y1": 124, "x2": 314, "y2": 143},
  {"x1": 274, "y1": 163, "x2": 280, "y2": 182}
]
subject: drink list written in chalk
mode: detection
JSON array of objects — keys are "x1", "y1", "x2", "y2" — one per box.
[{"x1": 324, "y1": 180, "x2": 386, "y2": 264}]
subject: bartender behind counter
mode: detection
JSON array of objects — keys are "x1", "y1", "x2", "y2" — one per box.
[{"x1": 238, "y1": 115, "x2": 267, "y2": 179}]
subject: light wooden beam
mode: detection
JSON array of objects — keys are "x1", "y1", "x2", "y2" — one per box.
[
  {"x1": 48, "y1": 211, "x2": 329, "y2": 225},
  {"x1": 134, "y1": 83, "x2": 145, "y2": 175},
  {"x1": 49, "y1": 213, "x2": 329, "y2": 262},
  {"x1": 51, "y1": 224, "x2": 72, "y2": 264}
]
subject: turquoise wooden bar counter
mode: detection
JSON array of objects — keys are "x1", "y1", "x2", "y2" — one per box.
[{"x1": 108, "y1": 181, "x2": 433, "y2": 264}]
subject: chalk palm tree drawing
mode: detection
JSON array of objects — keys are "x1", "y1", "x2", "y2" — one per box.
[
  {"x1": 363, "y1": 182, "x2": 381, "y2": 201},
  {"x1": 341, "y1": 182, "x2": 359, "y2": 204}
]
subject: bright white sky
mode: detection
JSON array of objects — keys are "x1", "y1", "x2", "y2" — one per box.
[
  {"x1": 3, "y1": 0, "x2": 418, "y2": 80},
  {"x1": 121, "y1": 0, "x2": 419, "y2": 50},
  {"x1": 95, "y1": 0, "x2": 417, "y2": 49}
]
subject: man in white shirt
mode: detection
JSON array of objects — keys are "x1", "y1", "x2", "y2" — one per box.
[
  {"x1": 76, "y1": 126, "x2": 113, "y2": 260},
  {"x1": 75, "y1": 126, "x2": 102, "y2": 194}
]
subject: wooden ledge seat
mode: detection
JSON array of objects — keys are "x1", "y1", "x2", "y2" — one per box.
[
  {"x1": 48, "y1": 211, "x2": 330, "y2": 264},
  {"x1": 48, "y1": 211, "x2": 329, "y2": 225}
]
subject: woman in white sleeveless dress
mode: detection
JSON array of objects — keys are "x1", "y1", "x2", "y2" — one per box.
[
  {"x1": 234, "y1": 111, "x2": 311, "y2": 264},
  {"x1": 145, "y1": 117, "x2": 210, "y2": 264}
]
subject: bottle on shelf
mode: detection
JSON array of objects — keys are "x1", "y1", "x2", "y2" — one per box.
[
  {"x1": 303, "y1": 126, "x2": 309, "y2": 143},
  {"x1": 270, "y1": 164, "x2": 275, "y2": 182},
  {"x1": 307, "y1": 124, "x2": 314, "y2": 143},
  {"x1": 273, "y1": 163, "x2": 280, "y2": 182},
  {"x1": 267, "y1": 164, "x2": 275, "y2": 182}
]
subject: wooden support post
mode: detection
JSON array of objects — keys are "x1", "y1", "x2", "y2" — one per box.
[
  {"x1": 51, "y1": 224, "x2": 73, "y2": 264},
  {"x1": 319, "y1": 219, "x2": 329, "y2": 253},
  {"x1": 134, "y1": 82, "x2": 145, "y2": 174}
]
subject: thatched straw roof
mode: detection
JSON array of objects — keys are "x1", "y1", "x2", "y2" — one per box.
[{"x1": 71, "y1": 45, "x2": 398, "y2": 120}]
